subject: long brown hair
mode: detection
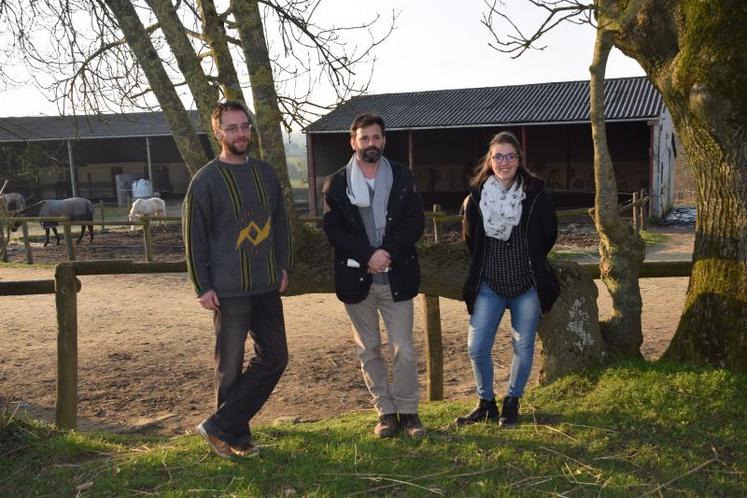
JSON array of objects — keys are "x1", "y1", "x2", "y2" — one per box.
[{"x1": 470, "y1": 131, "x2": 527, "y2": 187}]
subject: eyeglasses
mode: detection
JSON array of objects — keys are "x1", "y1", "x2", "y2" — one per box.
[
  {"x1": 221, "y1": 123, "x2": 252, "y2": 134},
  {"x1": 492, "y1": 153, "x2": 518, "y2": 163}
]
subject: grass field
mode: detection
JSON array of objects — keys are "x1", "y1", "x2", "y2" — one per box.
[{"x1": 2, "y1": 360, "x2": 744, "y2": 497}]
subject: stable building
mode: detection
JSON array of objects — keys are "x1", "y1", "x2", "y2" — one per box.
[
  {"x1": 304, "y1": 76, "x2": 675, "y2": 218},
  {"x1": 0, "y1": 111, "x2": 209, "y2": 204}
]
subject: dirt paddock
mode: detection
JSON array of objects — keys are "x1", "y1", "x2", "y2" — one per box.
[{"x1": 0, "y1": 225, "x2": 694, "y2": 436}]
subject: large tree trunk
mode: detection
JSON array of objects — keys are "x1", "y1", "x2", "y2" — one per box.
[
  {"x1": 230, "y1": 0, "x2": 301, "y2": 237},
  {"x1": 146, "y1": 0, "x2": 220, "y2": 156},
  {"x1": 198, "y1": 0, "x2": 244, "y2": 102},
  {"x1": 197, "y1": 0, "x2": 261, "y2": 158},
  {"x1": 612, "y1": 0, "x2": 747, "y2": 371},
  {"x1": 103, "y1": 0, "x2": 208, "y2": 176},
  {"x1": 589, "y1": 26, "x2": 645, "y2": 357}
]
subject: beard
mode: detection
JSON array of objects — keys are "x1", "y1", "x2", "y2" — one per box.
[
  {"x1": 359, "y1": 146, "x2": 382, "y2": 164},
  {"x1": 226, "y1": 139, "x2": 249, "y2": 156}
]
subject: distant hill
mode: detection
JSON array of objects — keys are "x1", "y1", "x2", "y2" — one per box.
[
  {"x1": 284, "y1": 132, "x2": 307, "y2": 182},
  {"x1": 284, "y1": 132, "x2": 307, "y2": 157}
]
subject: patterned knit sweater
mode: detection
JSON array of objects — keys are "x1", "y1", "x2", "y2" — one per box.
[{"x1": 182, "y1": 157, "x2": 293, "y2": 297}]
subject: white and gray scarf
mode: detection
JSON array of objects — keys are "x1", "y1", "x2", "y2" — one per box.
[
  {"x1": 345, "y1": 155, "x2": 393, "y2": 242},
  {"x1": 479, "y1": 175, "x2": 525, "y2": 240}
]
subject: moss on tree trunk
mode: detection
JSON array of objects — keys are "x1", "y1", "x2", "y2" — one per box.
[{"x1": 611, "y1": 0, "x2": 747, "y2": 371}]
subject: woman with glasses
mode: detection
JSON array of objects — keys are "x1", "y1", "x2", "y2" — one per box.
[{"x1": 456, "y1": 131, "x2": 560, "y2": 427}]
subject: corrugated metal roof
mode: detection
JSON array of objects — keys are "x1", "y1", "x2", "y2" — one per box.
[
  {"x1": 0, "y1": 110, "x2": 206, "y2": 143},
  {"x1": 306, "y1": 76, "x2": 663, "y2": 133}
]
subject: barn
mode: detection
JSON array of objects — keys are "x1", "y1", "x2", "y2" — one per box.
[
  {"x1": 304, "y1": 76, "x2": 675, "y2": 218},
  {"x1": 0, "y1": 111, "x2": 209, "y2": 205}
]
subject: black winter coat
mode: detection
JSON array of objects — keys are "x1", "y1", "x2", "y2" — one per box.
[
  {"x1": 462, "y1": 172, "x2": 560, "y2": 314},
  {"x1": 323, "y1": 160, "x2": 424, "y2": 304}
]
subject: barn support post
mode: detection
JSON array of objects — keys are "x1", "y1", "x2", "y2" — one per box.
[
  {"x1": 66, "y1": 140, "x2": 78, "y2": 198},
  {"x1": 306, "y1": 134, "x2": 318, "y2": 217},
  {"x1": 142, "y1": 217, "x2": 154, "y2": 262},
  {"x1": 63, "y1": 220, "x2": 75, "y2": 261},
  {"x1": 54, "y1": 263, "x2": 78, "y2": 429},
  {"x1": 21, "y1": 222, "x2": 33, "y2": 264},
  {"x1": 145, "y1": 137, "x2": 154, "y2": 190}
]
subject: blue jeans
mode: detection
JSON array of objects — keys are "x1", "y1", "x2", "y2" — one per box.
[{"x1": 468, "y1": 283, "x2": 540, "y2": 400}]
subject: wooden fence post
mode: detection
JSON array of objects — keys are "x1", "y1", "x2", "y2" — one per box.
[
  {"x1": 640, "y1": 188, "x2": 647, "y2": 231},
  {"x1": 632, "y1": 192, "x2": 639, "y2": 232},
  {"x1": 55, "y1": 263, "x2": 78, "y2": 429},
  {"x1": 98, "y1": 200, "x2": 105, "y2": 231},
  {"x1": 432, "y1": 204, "x2": 442, "y2": 243},
  {"x1": 423, "y1": 205, "x2": 445, "y2": 401},
  {"x1": 21, "y1": 221, "x2": 33, "y2": 264},
  {"x1": 0, "y1": 220, "x2": 7, "y2": 262},
  {"x1": 142, "y1": 218, "x2": 154, "y2": 262},
  {"x1": 422, "y1": 294, "x2": 444, "y2": 401},
  {"x1": 63, "y1": 220, "x2": 75, "y2": 261}
]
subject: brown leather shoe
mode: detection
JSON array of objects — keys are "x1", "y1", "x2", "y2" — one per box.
[
  {"x1": 196, "y1": 421, "x2": 233, "y2": 459},
  {"x1": 230, "y1": 440, "x2": 260, "y2": 458},
  {"x1": 399, "y1": 413, "x2": 427, "y2": 438},
  {"x1": 374, "y1": 413, "x2": 399, "y2": 438}
]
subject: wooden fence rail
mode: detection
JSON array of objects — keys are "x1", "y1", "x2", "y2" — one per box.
[{"x1": 1, "y1": 258, "x2": 693, "y2": 430}]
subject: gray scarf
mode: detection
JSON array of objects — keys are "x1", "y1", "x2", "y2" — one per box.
[{"x1": 345, "y1": 155, "x2": 393, "y2": 244}]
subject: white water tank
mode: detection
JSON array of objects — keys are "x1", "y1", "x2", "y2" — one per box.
[{"x1": 132, "y1": 179, "x2": 153, "y2": 199}]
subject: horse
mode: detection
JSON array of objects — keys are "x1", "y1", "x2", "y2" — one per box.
[
  {"x1": 1, "y1": 192, "x2": 26, "y2": 212},
  {"x1": 13, "y1": 197, "x2": 95, "y2": 246},
  {"x1": 128, "y1": 197, "x2": 166, "y2": 230}
]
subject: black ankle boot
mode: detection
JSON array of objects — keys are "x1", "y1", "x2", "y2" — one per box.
[
  {"x1": 455, "y1": 398, "x2": 499, "y2": 425},
  {"x1": 499, "y1": 395, "x2": 520, "y2": 427}
]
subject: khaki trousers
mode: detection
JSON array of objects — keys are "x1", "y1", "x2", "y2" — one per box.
[{"x1": 344, "y1": 283, "x2": 419, "y2": 415}]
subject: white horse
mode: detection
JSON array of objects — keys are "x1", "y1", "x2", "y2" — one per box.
[{"x1": 129, "y1": 197, "x2": 167, "y2": 230}]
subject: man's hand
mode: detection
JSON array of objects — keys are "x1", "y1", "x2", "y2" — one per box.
[
  {"x1": 279, "y1": 269, "x2": 289, "y2": 293},
  {"x1": 198, "y1": 289, "x2": 220, "y2": 311},
  {"x1": 367, "y1": 249, "x2": 391, "y2": 274}
]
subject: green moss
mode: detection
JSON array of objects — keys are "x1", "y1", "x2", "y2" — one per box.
[{"x1": 679, "y1": 1, "x2": 747, "y2": 117}]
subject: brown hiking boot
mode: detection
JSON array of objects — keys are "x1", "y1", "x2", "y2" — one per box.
[
  {"x1": 196, "y1": 421, "x2": 233, "y2": 459},
  {"x1": 399, "y1": 413, "x2": 427, "y2": 438},
  {"x1": 230, "y1": 440, "x2": 260, "y2": 458},
  {"x1": 374, "y1": 413, "x2": 399, "y2": 438}
]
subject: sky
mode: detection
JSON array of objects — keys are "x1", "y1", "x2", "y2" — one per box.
[{"x1": 0, "y1": 0, "x2": 645, "y2": 120}]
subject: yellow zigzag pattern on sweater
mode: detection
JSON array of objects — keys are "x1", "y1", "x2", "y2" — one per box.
[{"x1": 235, "y1": 218, "x2": 272, "y2": 249}]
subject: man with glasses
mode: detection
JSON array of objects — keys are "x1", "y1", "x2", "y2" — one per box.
[{"x1": 183, "y1": 100, "x2": 293, "y2": 458}]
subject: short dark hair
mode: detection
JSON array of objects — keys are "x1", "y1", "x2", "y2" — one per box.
[
  {"x1": 211, "y1": 100, "x2": 251, "y2": 132},
  {"x1": 349, "y1": 114, "x2": 385, "y2": 138}
]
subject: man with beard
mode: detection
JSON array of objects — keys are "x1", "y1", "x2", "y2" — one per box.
[
  {"x1": 183, "y1": 100, "x2": 293, "y2": 458},
  {"x1": 322, "y1": 114, "x2": 426, "y2": 438}
]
